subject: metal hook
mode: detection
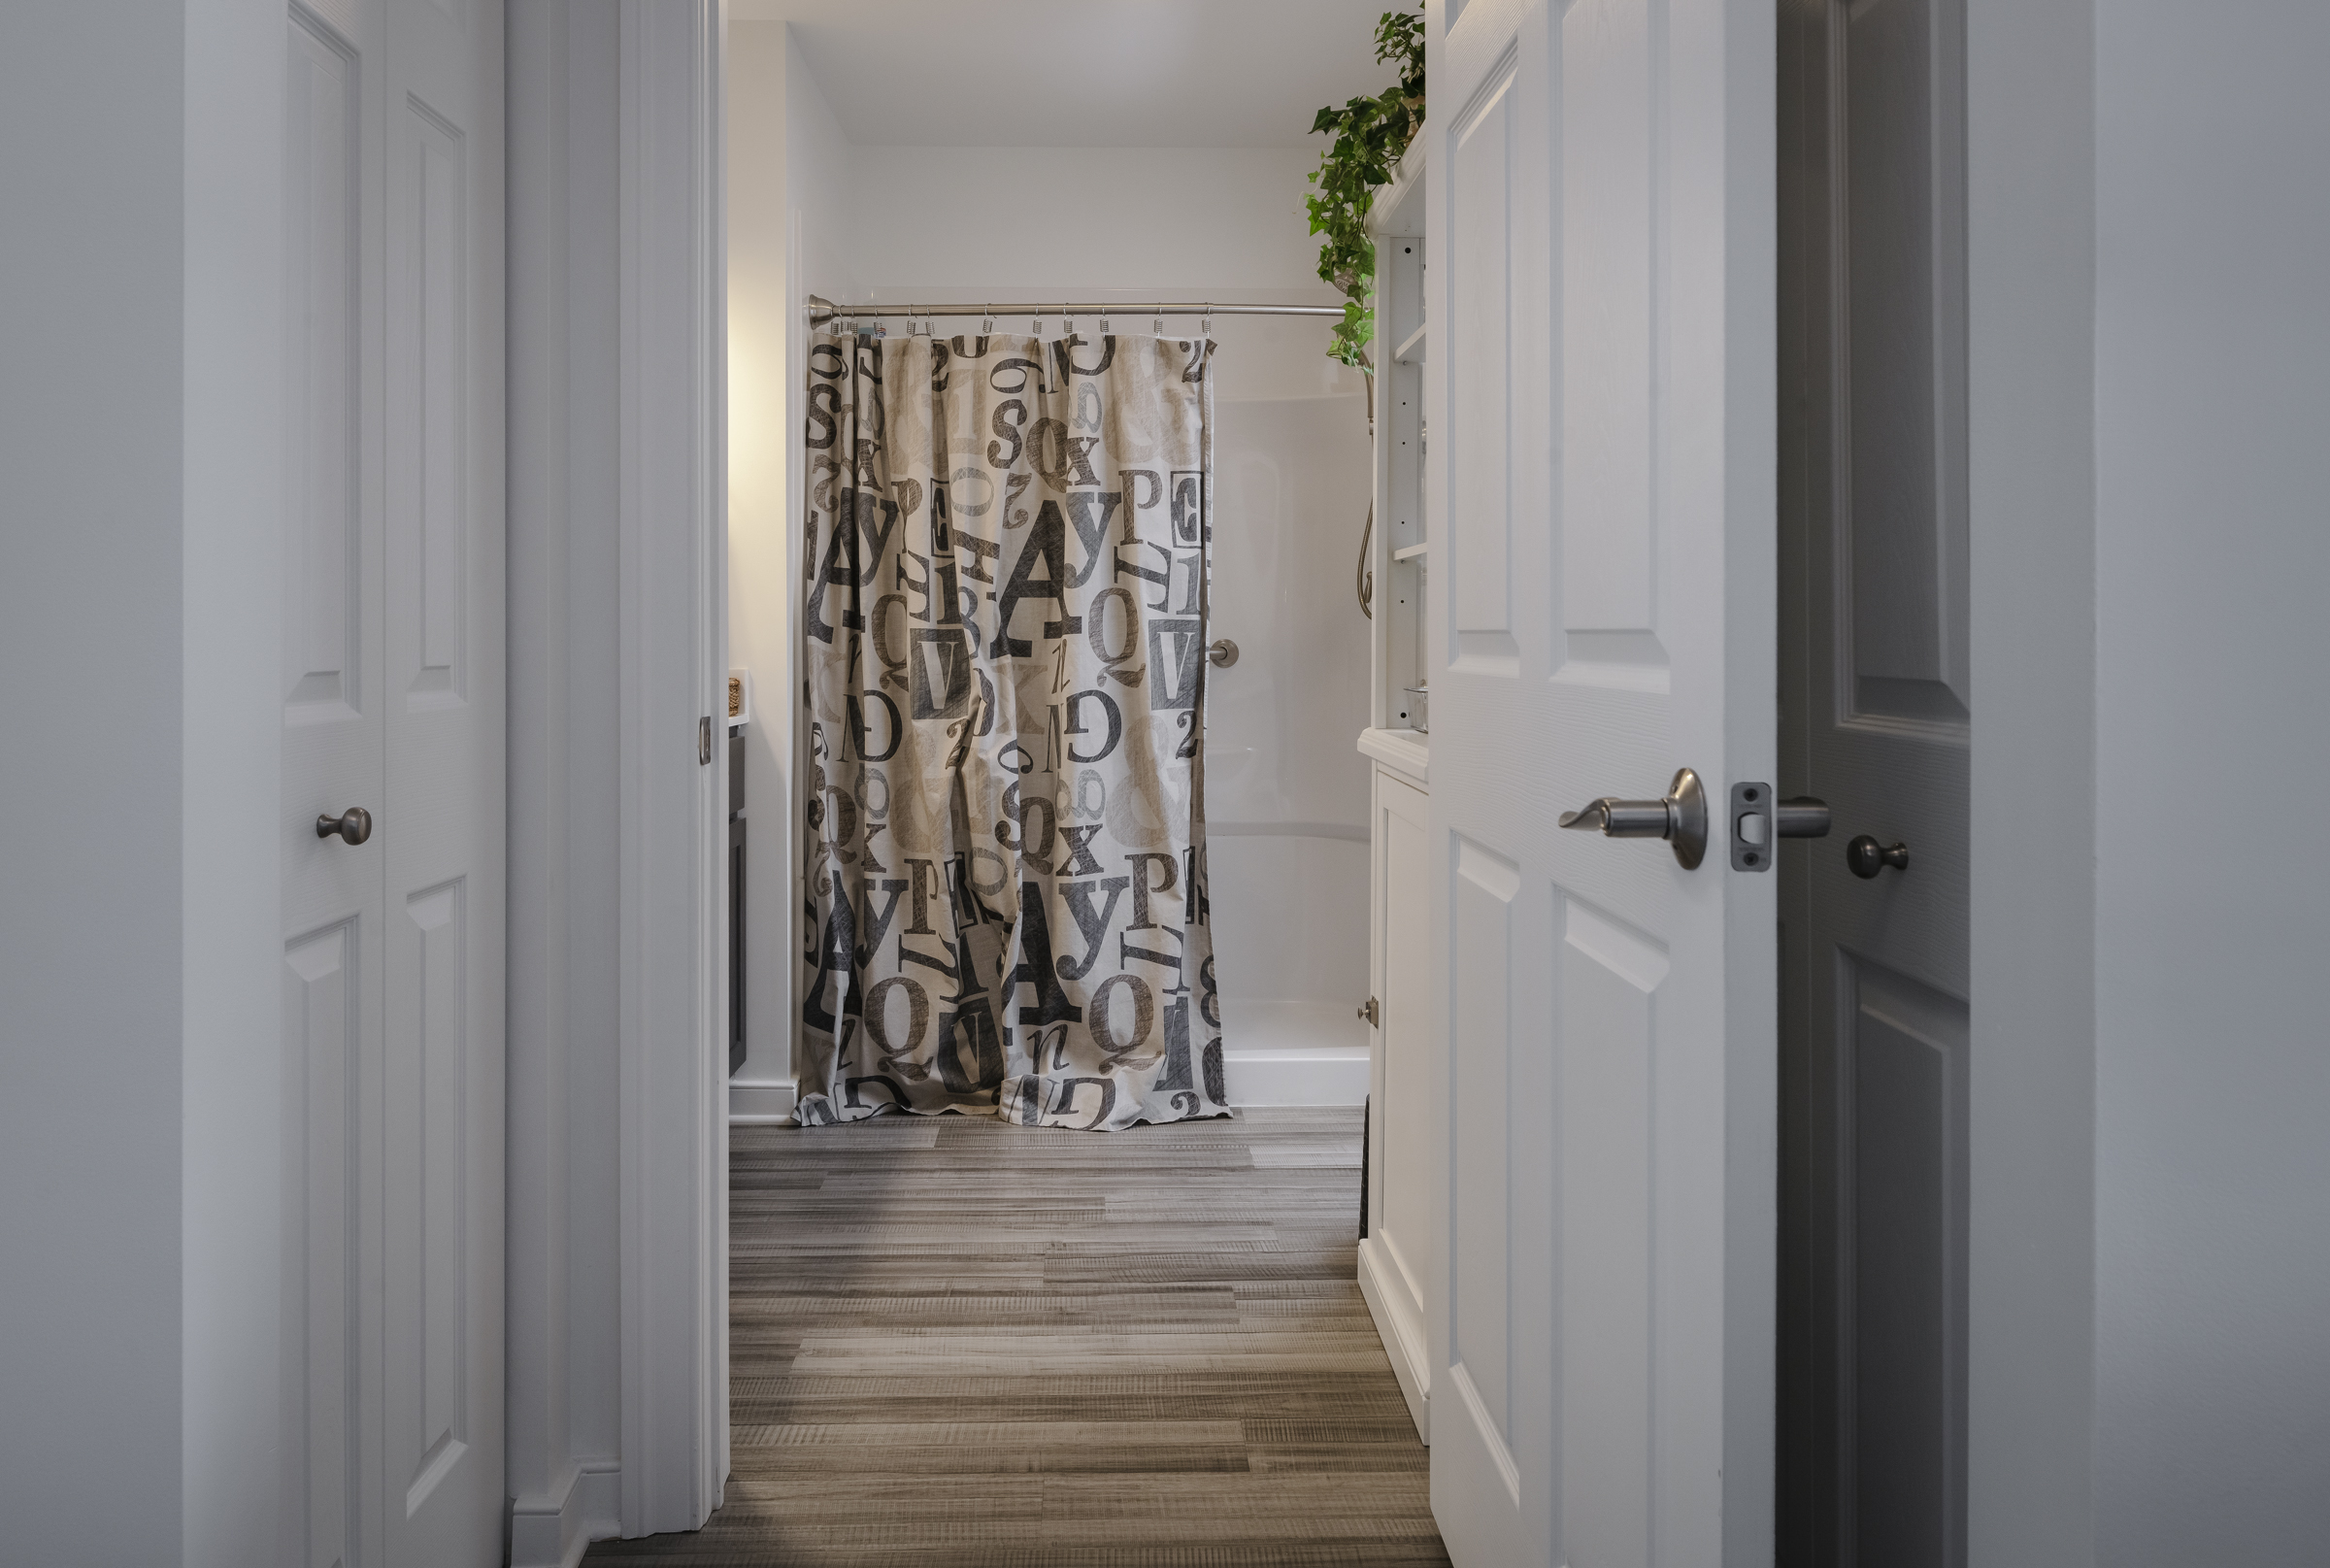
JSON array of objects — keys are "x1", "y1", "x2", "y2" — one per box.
[
  {"x1": 1153, "y1": 302, "x2": 1164, "y2": 335},
  {"x1": 982, "y1": 305, "x2": 994, "y2": 335},
  {"x1": 1062, "y1": 304, "x2": 1075, "y2": 337}
]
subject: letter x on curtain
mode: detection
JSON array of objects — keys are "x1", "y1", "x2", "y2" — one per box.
[{"x1": 797, "y1": 328, "x2": 1229, "y2": 1129}]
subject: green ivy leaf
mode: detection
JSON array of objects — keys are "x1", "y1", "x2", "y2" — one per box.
[{"x1": 1307, "y1": 7, "x2": 1425, "y2": 368}]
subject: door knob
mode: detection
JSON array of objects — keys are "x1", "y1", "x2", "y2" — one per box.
[
  {"x1": 316, "y1": 807, "x2": 373, "y2": 846},
  {"x1": 1208, "y1": 638, "x2": 1239, "y2": 667},
  {"x1": 1559, "y1": 767, "x2": 1708, "y2": 870},
  {"x1": 1846, "y1": 834, "x2": 1909, "y2": 879}
]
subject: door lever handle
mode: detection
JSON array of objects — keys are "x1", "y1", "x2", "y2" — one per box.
[{"x1": 1559, "y1": 768, "x2": 1708, "y2": 870}]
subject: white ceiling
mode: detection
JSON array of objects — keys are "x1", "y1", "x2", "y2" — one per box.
[{"x1": 727, "y1": 0, "x2": 1397, "y2": 149}]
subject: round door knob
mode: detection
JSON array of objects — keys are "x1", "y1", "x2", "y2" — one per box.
[
  {"x1": 1846, "y1": 834, "x2": 1908, "y2": 879},
  {"x1": 1208, "y1": 638, "x2": 1239, "y2": 668},
  {"x1": 316, "y1": 807, "x2": 373, "y2": 846}
]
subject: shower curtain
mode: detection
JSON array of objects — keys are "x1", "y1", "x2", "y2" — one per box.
[{"x1": 796, "y1": 328, "x2": 1229, "y2": 1129}]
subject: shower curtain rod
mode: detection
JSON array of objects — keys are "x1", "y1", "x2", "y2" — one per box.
[{"x1": 804, "y1": 293, "x2": 1345, "y2": 327}]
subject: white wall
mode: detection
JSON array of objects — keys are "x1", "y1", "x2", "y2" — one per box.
[
  {"x1": 2089, "y1": 6, "x2": 2330, "y2": 1562},
  {"x1": 0, "y1": 2, "x2": 284, "y2": 1563},
  {"x1": 724, "y1": 22, "x2": 858, "y2": 1116},
  {"x1": 1969, "y1": 3, "x2": 2330, "y2": 1561},
  {"x1": 1966, "y1": 0, "x2": 2099, "y2": 1559}
]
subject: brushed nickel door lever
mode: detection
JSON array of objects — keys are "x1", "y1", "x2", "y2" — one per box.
[{"x1": 1559, "y1": 768, "x2": 1709, "y2": 870}]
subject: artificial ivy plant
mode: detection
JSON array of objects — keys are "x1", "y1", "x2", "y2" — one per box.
[{"x1": 1306, "y1": 6, "x2": 1426, "y2": 368}]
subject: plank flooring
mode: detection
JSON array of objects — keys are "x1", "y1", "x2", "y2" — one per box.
[{"x1": 584, "y1": 1107, "x2": 1449, "y2": 1567}]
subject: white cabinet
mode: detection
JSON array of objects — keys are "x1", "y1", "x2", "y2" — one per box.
[{"x1": 1355, "y1": 145, "x2": 1437, "y2": 1442}]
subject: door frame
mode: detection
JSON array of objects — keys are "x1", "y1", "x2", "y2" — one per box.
[
  {"x1": 493, "y1": 1, "x2": 2108, "y2": 1560},
  {"x1": 614, "y1": 0, "x2": 730, "y2": 1537},
  {"x1": 504, "y1": 1, "x2": 730, "y2": 1555}
]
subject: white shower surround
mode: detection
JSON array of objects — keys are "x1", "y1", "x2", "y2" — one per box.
[{"x1": 1204, "y1": 383, "x2": 1375, "y2": 1105}]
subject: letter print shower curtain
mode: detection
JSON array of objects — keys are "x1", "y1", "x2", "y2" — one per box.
[{"x1": 797, "y1": 327, "x2": 1228, "y2": 1129}]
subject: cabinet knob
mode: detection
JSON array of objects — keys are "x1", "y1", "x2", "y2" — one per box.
[{"x1": 1358, "y1": 997, "x2": 1380, "y2": 1027}]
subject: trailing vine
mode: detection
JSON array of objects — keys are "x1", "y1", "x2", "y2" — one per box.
[{"x1": 1306, "y1": 6, "x2": 1426, "y2": 368}]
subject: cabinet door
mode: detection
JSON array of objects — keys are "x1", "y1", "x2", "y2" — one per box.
[{"x1": 1362, "y1": 767, "x2": 1437, "y2": 1439}]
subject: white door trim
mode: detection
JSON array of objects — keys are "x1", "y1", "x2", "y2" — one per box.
[{"x1": 615, "y1": 0, "x2": 729, "y2": 1537}]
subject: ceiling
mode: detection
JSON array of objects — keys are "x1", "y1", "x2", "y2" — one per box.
[{"x1": 727, "y1": 0, "x2": 1398, "y2": 149}]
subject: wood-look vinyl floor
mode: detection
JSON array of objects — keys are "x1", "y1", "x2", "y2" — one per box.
[{"x1": 584, "y1": 1107, "x2": 1450, "y2": 1567}]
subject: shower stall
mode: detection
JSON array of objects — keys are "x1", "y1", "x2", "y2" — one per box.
[{"x1": 1204, "y1": 336, "x2": 1375, "y2": 1105}]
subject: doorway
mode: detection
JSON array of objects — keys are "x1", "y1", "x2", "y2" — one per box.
[{"x1": 1776, "y1": 2, "x2": 1974, "y2": 1565}]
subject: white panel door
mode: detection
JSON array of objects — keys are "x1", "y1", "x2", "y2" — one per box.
[
  {"x1": 281, "y1": 1, "x2": 504, "y2": 1563},
  {"x1": 1427, "y1": 0, "x2": 1775, "y2": 1563}
]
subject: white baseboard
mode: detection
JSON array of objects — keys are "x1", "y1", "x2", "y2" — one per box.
[
  {"x1": 1223, "y1": 1047, "x2": 1370, "y2": 1106},
  {"x1": 1220, "y1": 997, "x2": 1371, "y2": 1106},
  {"x1": 728, "y1": 1076, "x2": 797, "y2": 1122},
  {"x1": 1358, "y1": 1235, "x2": 1431, "y2": 1442},
  {"x1": 509, "y1": 1459, "x2": 620, "y2": 1568}
]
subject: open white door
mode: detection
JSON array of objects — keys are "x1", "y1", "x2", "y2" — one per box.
[{"x1": 1426, "y1": 0, "x2": 1775, "y2": 1562}]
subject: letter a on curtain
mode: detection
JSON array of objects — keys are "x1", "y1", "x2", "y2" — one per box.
[{"x1": 796, "y1": 328, "x2": 1228, "y2": 1129}]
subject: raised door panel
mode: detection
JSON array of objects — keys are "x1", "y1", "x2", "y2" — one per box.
[
  {"x1": 381, "y1": 0, "x2": 503, "y2": 1560},
  {"x1": 285, "y1": 17, "x2": 361, "y2": 723},
  {"x1": 1446, "y1": 834, "x2": 1521, "y2": 1492},
  {"x1": 1446, "y1": 50, "x2": 1519, "y2": 676},
  {"x1": 388, "y1": 879, "x2": 471, "y2": 1515},
  {"x1": 1842, "y1": 0, "x2": 1968, "y2": 728},
  {"x1": 1557, "y1": 895, "x2": 1669, "y2": 1568},
  {"x1": 1843, "y1": 958, "x2": 1967, "y2": 1568},
  {"x1": 284, "y1": 921, "x2": 362, "y2": 1568},
  {"x1": 1558, "y1": 0, "x2": 1665, "y2": 682}
]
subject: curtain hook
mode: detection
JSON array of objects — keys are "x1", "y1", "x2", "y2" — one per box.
[
  {"x1": 1062, "y1": 304, "x2": 1075, "y2": 337},
  {"x1": 1031, "y1": 308, "x2": 1044, "y2": 336},
  {"x1": 982, "y1": 304, "x2": 993, "y2": 335},
  {"x1": 1153, "y1": 302, "x2": 1165, "y2": 336},
  {"x1": 1201, "y1": 303, "x2": 1214, "y2": 337}
]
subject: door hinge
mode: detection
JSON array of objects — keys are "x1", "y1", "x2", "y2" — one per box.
[{"x1": 698, "y1": 716, "x2": 713, "y2": 765}]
